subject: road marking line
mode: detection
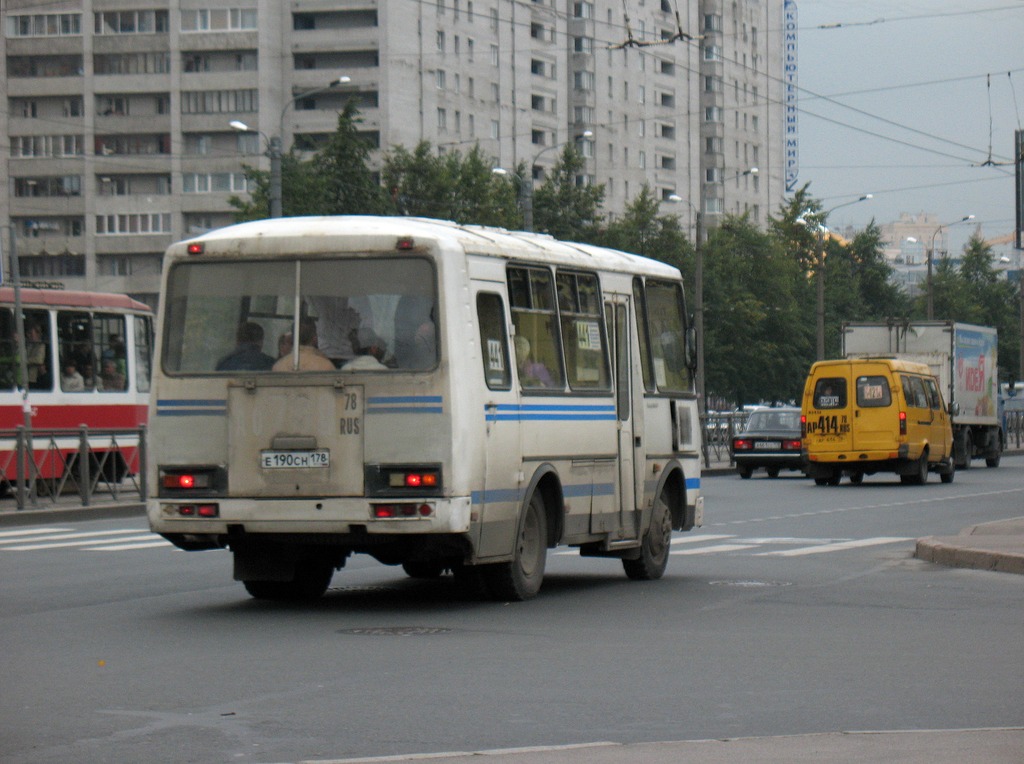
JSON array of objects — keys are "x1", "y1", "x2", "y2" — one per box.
[
  {"x1": 0, "y1": 529, "x2": 141, "y2": 545},
  {"x1": 6, "y1": 534, "x2": 157, "y2": 551},
  {"x1": 672, "y1": 543, "x2": 759, "y2": 555},
  {"x1": 0, "y1": 527, "x2": 75, "y2": 539},
  {"x1": 88, "y1": 540, "x2": 173, "y2": 551},
  {"x1": 756, "y1": 537, "x2": 912, "y2": 556}
]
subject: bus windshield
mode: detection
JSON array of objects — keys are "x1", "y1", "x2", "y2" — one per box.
[{"x1": 162, "y1": 257, "x2": 437, "y2": 374}]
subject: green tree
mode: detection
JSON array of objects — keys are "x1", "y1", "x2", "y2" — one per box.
[
  {"x1": 229, "y1": 100, "x2": 386, "y2": 219},
  {"x1": 703, "y1": 215, "x2": 811, "y2": 407},
  {"x1": 531, "y1": 144, "x2": 605, "y2": 240},
  {"x1": 382, "y1": 142, "x2": 520, "y2": 226},
  {"x1": 316, "y1": 101, "x2": 389, "y2": 215},
  {"x1": 597, "y1": 185, "x2": 690, "y2": 272}
]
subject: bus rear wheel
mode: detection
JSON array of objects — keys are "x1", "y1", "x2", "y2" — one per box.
[
  {"x1": 623, "y1": 491, "x2": 672, "y2": 581},
  {"x1": 243, "y1": 561, "x2": 333, "y2": 602},
  {"x1": 483, "y1": 492, "x2": 547, "y2": 601}
]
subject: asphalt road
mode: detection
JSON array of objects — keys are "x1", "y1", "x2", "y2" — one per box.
[{"x1": 2, "y1": 457, "x2": 1023, "y2": 763}]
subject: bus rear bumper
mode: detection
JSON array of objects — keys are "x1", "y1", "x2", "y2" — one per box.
[{"x1": 148, "y1": 495, "x2": 473, "y2": 541}]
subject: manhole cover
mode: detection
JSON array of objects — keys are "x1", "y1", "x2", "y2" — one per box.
[
  {"x1": 708, "y1": 580, "x2": 792, "y2": 588},
  {"x1": 338, "y1": 626, "x2": 452, "y2": 636}
]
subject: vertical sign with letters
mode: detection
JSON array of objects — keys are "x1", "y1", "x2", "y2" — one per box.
[{"x1": 784, "y1": 0, "x2": 799, "y2": 192}]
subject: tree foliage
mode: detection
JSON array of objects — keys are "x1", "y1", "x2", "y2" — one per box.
[
  {"x1": 531, "y1": 144, "x2": 605, "y2": 241},
  {"x1": 228, "y1": 109, "x2": 1021, "y2": 400}
]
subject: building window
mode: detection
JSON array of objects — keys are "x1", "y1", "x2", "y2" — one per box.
[
  {"x1": 95, "y1": 10, "x2": 169, "y2": 34},
  {"x1": 181, "y1": 90, "x2": 258, "y2": 114},
  {"x1": 12, "y1": 135, "x2": 84, "y2": 158},
  {"x1": 437, "y1": 108, "x2": 447, "y2": 130},
  {"x1": 437, "y1": 30, "x2": 445, "y2": 52},
  {"x1": 703, "y1": 45, "x2": 721, "y2": 61},
  {"x1": 7, "y1": 14, "x2": 82, "y2": 37},
  {"x1": 96, "y1": 213, "x2": 172, "y2": 235},
  {"x1": 704, "y1": 106, "x2": 722, "y2": 122},
  {"x1": 182, "y1": 173, "x2": 249, "y2": 193},
  {"x1": 436, "y1": 70, "x2": 446, "y2": 89},
  {"x1": 181, "y1": 9, "x2": 257, "y2": 32}
]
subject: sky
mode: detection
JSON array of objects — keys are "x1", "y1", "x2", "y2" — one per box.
[{"x1": 793, "y1": 1, "x2": 1023, "y2": 256}]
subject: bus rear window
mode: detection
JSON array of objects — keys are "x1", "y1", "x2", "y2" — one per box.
[
  {"x1": 162, "y1": 257, "x2": 437, "y2": 374},
  {"x1": 856, "y1": 375, "x2": 891, "y2": 407},
  {"x1": 813, "y1": 378, "x2": 846, "y2": 409}
]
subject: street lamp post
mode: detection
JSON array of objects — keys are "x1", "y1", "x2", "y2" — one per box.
[
  {"x1": 231, "y1": 76, "x2": 350, "y2": 218},
  {"x1": 798, "y1": 194, "x2": 872, "y2": 360},
  {"x1": 0, "y1": 225, "x2": 35, "y2": 506},
  {"x1": 926, "y1": 214, "x2": 975, "y2": 320},
  {"x1": 669, "y1": 167, "x2": 757, "y2": 415},
  {"x1": 519, "y1": 131, "x2": 593, "y2": 232}
]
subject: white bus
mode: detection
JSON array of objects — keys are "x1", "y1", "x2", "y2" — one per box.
[{"x1": 148, "y1": 216, "x2": 703, "y2": 601}]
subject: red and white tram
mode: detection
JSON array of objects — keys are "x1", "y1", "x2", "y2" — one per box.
[{"x1": 0, "y1": 286, "x2": 152, "y2": 483}]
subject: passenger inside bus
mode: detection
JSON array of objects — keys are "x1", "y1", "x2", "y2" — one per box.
[
  {"x1": 306, "y1": 296, "x2": 362, "y2": 362},
  {"x1": 215, "y1": 321, "x2": 275, "y2": 371},
  {"x1": 341, "y1": 328, "x2": 388, "y2": 371},
  {"x1": 25, "y1": 322, "x2": 49, "y2": 389},
  {"x1": 514, "y1": 336, "x2": 555, "y2": 388},
  {"x1": 393, "y1": 296, "x2": 436, "y2": 370},
  {"x1": 272, "y1": 317, "x2": 334, "y2": 372}
]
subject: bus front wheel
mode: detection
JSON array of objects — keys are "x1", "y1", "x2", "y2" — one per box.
[
  {"x1": 483, "y1": 492, "x2": 548, "y2": 601},
  {"x1": 623, "y1": 490, "x2": 672, "y2": 581}
]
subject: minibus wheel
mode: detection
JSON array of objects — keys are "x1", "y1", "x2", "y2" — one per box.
[
  {"x1": 901, "y1": 452, "x2": 929, "y2": 485},
  {"x1": 483, "y1": 492, "x2": 548, "y2": 601}
]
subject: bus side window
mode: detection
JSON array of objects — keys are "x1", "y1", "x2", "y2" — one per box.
[
  {"x1": 477, "y1": 293, "x2": 510, "y2": 390},
  {"x1": 508, "y1": 266, "x2": 565, "y2": 391},
  {"x1": 556, "y1": 271, "x2": 610, "y2": 391},
  {"x1": 632, "y1": 278, "x2": 655, "y2": 393}
]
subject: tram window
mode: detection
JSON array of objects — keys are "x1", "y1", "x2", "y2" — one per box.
[
  {"x1": 57, "y1": 310, "x2": 96, "y2": 391},
  {"x1": 24, "y1": 309, "x2": 52, "y2": 391},
  {"x1": 94, "y1": 313, "x2": 127, "y2": 391},
  {"x1": 134, "y1": 315, "x2": 152, "y2": 392},
  {"x1": 477, "y1": 292, "x2": 511, "y2": 390},
  {"x1": 0, "y1": 309, "x2": 16, "y2": 390}
]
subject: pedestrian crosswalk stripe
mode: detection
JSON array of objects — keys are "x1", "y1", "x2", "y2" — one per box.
[
  {"x1": 672, "y1": 543, "x2": 759, "y2": 555},
  {"x1": 88, "y1": 540, "x2": 174, "y2": 551},
  {"x1": 0, "y1": 527, "x2": 74, "y2": 540},
  {"x1": 756, "y1": 537, "x2": 912, "y2": 556},
  {"x1": 6, "y1": 533, "x2": 158, "y2": 551},
  {"x1": 0, "y1": 529, "x2": 142, "y2": 547}
]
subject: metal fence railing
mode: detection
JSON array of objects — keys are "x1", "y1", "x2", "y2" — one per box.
[
  {"x1": 700, "y1": 410, "x2": 751, "y2": 468},
  {"x1": 0, "y1": 426, "x2": 147, "y2": 510}
]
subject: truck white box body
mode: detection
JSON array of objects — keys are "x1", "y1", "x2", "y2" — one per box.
[{"x1": 842, "y1": 321, "x2": 1002, "y2": 468}]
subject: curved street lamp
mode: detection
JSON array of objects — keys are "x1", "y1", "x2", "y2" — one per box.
[
  {"x1": 926, "y1": 214, "x2": 975, "y2": 319},
  {"x1": 494, "y1": 130, "x2": 593, "y2": 232},
  {"x1": 797, "y1": 194, "x2": 873, "y2": 360},
  {"x1": 231, "y1": 75, "x2": 351, "y2": 218}
]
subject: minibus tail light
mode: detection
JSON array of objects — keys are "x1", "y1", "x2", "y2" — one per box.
[
  {"x1": 186, "y1": 242, "x2": 204, "y2": 255},
  {"x1": 899, "y1": 411, "x2": 907, "y2": 435},
  {"x1": 800, "y1": 414, "x2": 807, "y2": 437}
]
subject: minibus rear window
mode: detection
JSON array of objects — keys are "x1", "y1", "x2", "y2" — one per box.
[
  {"x1": 813, "y1": 377, "x2": 846, "y2": 409},
  {"x1": 856, "y1": 375, "x2": 891, "y2": 407}
]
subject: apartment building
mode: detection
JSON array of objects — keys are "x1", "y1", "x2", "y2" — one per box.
[{"x1": 1, "y1": 1, "x2": 786, "y2": 307}]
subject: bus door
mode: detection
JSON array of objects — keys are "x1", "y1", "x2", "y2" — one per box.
[
  {"x1": 473, "y1": 285, "x2": 522, "y2": 557},
  {"x1": 606, "y1": 295, "x2": 642, "y2": 539}
]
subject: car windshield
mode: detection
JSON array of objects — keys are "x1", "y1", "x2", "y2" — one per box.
[{"x1": 747, "y1": 410, "x2": 799, "y2": 431}]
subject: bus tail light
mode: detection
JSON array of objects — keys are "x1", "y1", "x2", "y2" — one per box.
[
  {"x1": 366, "y1": 465, "x2": 443, "y2": 496},
  {"x1": 159, "y1": 466, "x2": 223, "y2": 496},
  {"x1": 177, "y1": 503, "x2": 219, "y2": 518},
  {"x1": 371, "y1": 503, "x2": 434, "y2": 519}
]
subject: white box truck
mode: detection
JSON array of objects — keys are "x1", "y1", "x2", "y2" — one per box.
[{"x1": 842, "y1": 320, "x2": 1002, "y2": 469}]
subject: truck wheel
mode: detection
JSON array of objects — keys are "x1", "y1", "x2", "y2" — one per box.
[
  {"x1": 623, "y1": 491, "x2": 672, "y2": 581},
  {"x1": 940, "y1": 458, "x2": 955, "y2": 484},
  {"x1": 483, "y1": 491, "x2": 547, "y2": 601},
  {"x1": 955, "y1": 430, "x2": 971, "y2": 469}
]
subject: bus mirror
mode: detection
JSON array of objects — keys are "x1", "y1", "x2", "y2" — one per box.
[{"x1": 685, "y1": 325, "x2": 697, "y2": 371}]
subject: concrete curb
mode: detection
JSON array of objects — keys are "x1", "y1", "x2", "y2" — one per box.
[{"x1": 914, "y1": 516, "x2": 1024, "y2": 576}]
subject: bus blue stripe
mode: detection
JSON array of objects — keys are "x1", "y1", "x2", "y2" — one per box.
[
  {"x1": 367, "y1": 396, "x2": 443, "y2": 404},
  {"x1": 367, "y1": 406, "x2": 444, "y2": 415},
  {"x1": 156, "y1": 399, "x2": 227, "y2": 416}
]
